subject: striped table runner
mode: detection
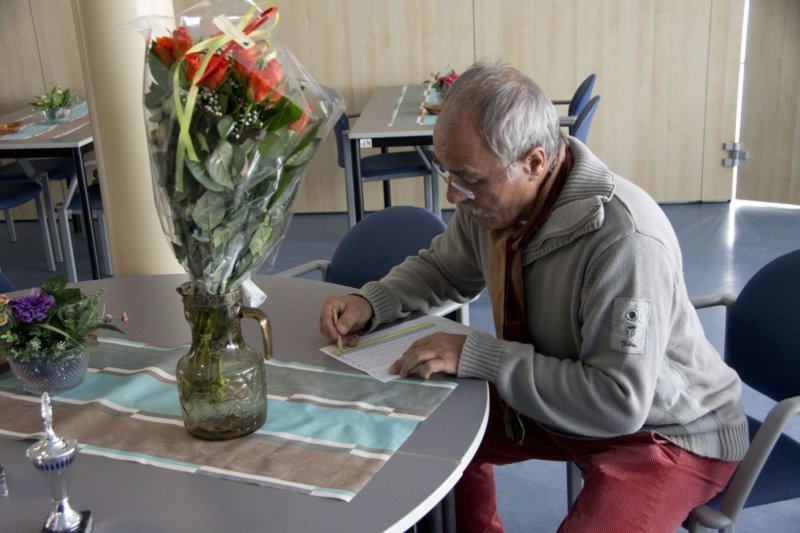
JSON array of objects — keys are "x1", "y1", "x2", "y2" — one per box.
[
  {"x1": 0, "y1": 338, "x2": 456, "y2": 501},
  {"x1": 0, "y1": 101, "x2": 89, "y2": 140}
]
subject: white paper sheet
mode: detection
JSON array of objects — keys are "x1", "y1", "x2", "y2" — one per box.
[{"x1": 320, "y1": 316, "x2": 472, "y2": 382}]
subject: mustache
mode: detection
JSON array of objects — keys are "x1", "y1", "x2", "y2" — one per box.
[{"x1": 463, "y1": 204, "x2": 492, "y2": 219}]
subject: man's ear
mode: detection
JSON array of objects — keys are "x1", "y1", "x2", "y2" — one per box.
[{"x1": 520, "y1": 146, "x2": 548, "y2": 180}]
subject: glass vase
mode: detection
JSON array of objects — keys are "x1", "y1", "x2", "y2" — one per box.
[
  {"x1": 175, "y1": 282, "x2": 272, "y2": 440},
  {"x1": 8, "y1": 347, "x2": 88, "y2": 394}
]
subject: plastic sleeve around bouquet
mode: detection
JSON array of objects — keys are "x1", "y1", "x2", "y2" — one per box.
[{"x1": 141, "y1": 3, "x2": 343, "y2": 296}]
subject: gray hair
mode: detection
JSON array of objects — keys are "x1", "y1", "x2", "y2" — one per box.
[{"x1": 442, "y1": 61, "x2": 561, "y2": 168}]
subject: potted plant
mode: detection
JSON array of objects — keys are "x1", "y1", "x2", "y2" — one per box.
[
  {"x1": 0, "y1": 276, "x2": 125, "y2": 394},
  {"x1": 30, "y1": 83, "x2": 76, "y2": 121}
]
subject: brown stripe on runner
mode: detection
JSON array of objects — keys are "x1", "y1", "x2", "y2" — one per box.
[
  {"x1": 0, "y1": 398, "x2": 383, "y2": 493},
  {"x1": 30, "y1": 113, "x2": 90, "y2": 140}
]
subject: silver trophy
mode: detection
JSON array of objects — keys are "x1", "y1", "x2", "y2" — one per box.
[{"x1": 26, "y1": 393, "x2": 92, "y2": 532}]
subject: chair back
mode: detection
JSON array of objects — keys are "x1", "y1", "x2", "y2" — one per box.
[
  {"x1": 570, "y1": 95, "x2": 601, "y2": 144},
  {"x1": 568, "y1": 74, "x2": 596, "y2": 117},
  {"x1": 0, "y1": 272, "x2": 14, "y2": 293},
  {"x1": 726, "y1": 249, "x2": 800, "y2": 402},
  {"x1": 327, "y1": 205, "x2": 446, "y2": 288}
]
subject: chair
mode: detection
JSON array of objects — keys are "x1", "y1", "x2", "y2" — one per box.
[
  {"x1": 552, "y1": 74, "x2": 597, "y2": 119},
  {"x1": 334, "y1": 113, "x2": 440, "y2": 228},
  {"x1": 28, "y1": 156, "x2": 111, "y2": 282},
  {"x1": 56, "y1": 178, "x2": 112, "y2": 283},
  {"x1": 0, "y1": 271, "x2": 14, "y2": 292},
  {"x1": 0, "y1": 163, "x2": 55, "y2": 271},
  {"x1": 570, "y1": 95, "x2": 601, "y2": 144},
  {"x1": 686, "y1": 249, "x2": 800, "y2": 532},
  {"x1": 276, "y1": 205, "x2": 471, "y2": 325},
  {"x1": 566, "y1": 250, "x2": 800, "y2": 531}
]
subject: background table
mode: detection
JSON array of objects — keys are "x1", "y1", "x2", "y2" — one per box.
[
  {"x1": 0, "y1": 274, "x2": 488, "y2": 532},
  {"x1": 346, "y1": 85, "x2": 575, "y2": 225},
  {"x1": 0, "y1": 104, "x2": 101, "y2": 279}
]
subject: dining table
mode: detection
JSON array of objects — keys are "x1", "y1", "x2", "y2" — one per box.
[
  {"x1": 0, "y1": 274, "x2": 489, "y2": 532},
  {"x1": 0, "y1": 101, "x2": 101, "y2": 280},
  {"x1": 345, "y1": 84, "x2": 576, "y2": 226}
]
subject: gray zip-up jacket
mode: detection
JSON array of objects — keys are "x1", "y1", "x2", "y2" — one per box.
[{"x1": 361, "y1": 138, "x2": 748, "y2": 462}]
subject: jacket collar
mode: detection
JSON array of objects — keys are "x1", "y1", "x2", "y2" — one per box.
[{"x1": 522, "y1": 137, "x2": 616, "y2": 262}]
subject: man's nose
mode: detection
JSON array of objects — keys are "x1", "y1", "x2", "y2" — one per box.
[{"x1": 446, "y1": 183, "x2": 470, "y2": 204}]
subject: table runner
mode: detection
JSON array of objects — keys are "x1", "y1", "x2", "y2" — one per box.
[
  {"x1": 0, "y1": 338, "x2": 456, "y2": 502},
  {"x1": 0, "y1": 101, "x2": 89, "y2": 141}
]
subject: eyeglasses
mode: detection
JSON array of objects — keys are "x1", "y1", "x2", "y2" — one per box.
[{"x1": 431, "y1": 158, "x2": 476, "y2": 200}]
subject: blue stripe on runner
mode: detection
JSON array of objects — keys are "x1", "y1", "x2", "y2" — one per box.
[{"x1": 266, "y1": 400, "x2": 416, "y2": 452}]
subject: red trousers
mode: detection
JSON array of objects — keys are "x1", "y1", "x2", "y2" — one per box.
[{"x1": 455, "y1": 388, "x2": 739, "y2": 533}]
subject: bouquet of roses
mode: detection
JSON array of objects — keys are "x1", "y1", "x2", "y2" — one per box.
[{"x1": 142, "y1": 1, "x2": 342, "y2": 300}]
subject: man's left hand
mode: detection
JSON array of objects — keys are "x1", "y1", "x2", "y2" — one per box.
[{"x1": 389, "y1": 332, "x2": 467, "y2": 379}]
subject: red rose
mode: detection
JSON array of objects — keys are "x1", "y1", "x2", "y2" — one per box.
[
  {"x1": 173, "y1": 26, "x2": 193, "y2": 56},
  {"x1": 247, "y1": 59, "x2": 283, "y2": 103},
  {"x1": 185, "y1": 53, "x2": 229, "y2": 90},
  {"x1": 289, "y1": 104, "x2": 313, "y2": 132},
  {"x1": 153, "y1": 36, "x2": 177, "y2": 66},
  {"x1": 231, "y1": 43, "x2": 262, "y2": 77}
]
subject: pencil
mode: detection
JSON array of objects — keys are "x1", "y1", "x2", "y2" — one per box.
[{"x1": 332, "y1": 306, "x2": 343, "y2": 350}]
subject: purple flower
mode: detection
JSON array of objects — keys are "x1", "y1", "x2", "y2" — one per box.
[{"x1": 9, "y1": 292, "x2": 55, "y2": 324}]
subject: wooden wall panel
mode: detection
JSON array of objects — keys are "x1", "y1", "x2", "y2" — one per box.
[
  {"x1": 0, "y1": 0, "x2": 44, "y2": 115},
  {"x1": 737, "y1": 0, "x2": 800, "y2": 205},
  {"x1": 700, "y1": 0, "x2": 744, "y2": 202},
  {"x1": 30, "y1": 0, "x2": 85, "y2": 100},
  {"x1": 475, "y1": 0, "x2": 714, "y2": 202}
]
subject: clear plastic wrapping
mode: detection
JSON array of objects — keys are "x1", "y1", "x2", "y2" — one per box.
[{"x1": 140, "y1": 1, "x2": 343, "y2": 296}]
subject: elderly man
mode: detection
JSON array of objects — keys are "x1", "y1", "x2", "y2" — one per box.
[{"x1": 319, "y1": 62, "x2": 747, "y2": 532}]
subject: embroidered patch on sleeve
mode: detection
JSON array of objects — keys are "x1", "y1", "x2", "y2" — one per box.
[{"x1": 610, "y1": 298, "x2": 651, "y2": 354}]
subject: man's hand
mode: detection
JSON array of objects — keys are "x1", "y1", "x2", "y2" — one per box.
[
  {"x1": 389, "y1": 332, "x2": 467, "y2": 380},
  {"x1": 319, "y1": 294, "x2": 374, "y2": 347}
]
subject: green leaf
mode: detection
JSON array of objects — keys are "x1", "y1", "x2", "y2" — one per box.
[
  {"x1": 205, "y1": 141, "x2": 236, "y2": 189},
  {"x1": 186, "y1": 159, "x2": 225, "y2": 192},
  {"x1": 192, "y1": 190, "x2": 227, "y2": 231},
  {"x1": 248, "y1": 225, "x2": 274, "y2": 257},
  {"x1": 217, "y1": 116, "x2": 235, "y2": 139},
  {"x1": 257, "y1": 131, "x2": 290, "y2": 159}
]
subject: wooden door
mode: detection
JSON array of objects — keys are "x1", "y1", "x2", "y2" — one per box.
[{"x1": 736, "y1": 0, "x2": 800, "y2": 205}]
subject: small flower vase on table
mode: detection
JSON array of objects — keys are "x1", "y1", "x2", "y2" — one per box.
[
  {"x1": 0, "y1": 276, "x2": 124, "y2": 396},
  {"x1": 7, "y1": 347, "x2": 88, "y2": 394},
  {"x1": 140, "y1": 1, "x2": 343, "y2": 440}
]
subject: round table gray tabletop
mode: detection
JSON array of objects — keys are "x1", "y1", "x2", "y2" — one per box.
[{"x1": 0, "y1": 274, "x2": 488, "y2": 532}]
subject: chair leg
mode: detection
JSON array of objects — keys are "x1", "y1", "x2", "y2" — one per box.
[
  {"x1": 33, "y1": 195, "x2": 56, "y2": 272},
  {"x1": 423, "y1": 174, "x2": 433, "y2": 213},
  {"x1": 58, "y1": 206, "x2": 78, "y2": 283},
  {"x1": 456, "y1": 304, "x2": 470, "y2": 326},
  {"x1": 96, "y1": 213, "x2": 112, "y2": 276},
  {"x1": 429, "y1": 173, "x2": 441, "y2": 218},
  {"x1": 382, "y1": 180, "x2": 392, "y2": 208},
  {"x1": 566, "y1": 461, "x2": 582, "y2": 511},
  {"x1": 3, "y1": 209, "x2": 16, "y2": 242},
  {"x1": 39, "y1": 174, "x2": 64, "y2": 263}
]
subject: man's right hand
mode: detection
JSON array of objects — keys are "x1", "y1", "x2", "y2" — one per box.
[{"x1": 319, "y1": 294, "x2": 374, "y2": 347}]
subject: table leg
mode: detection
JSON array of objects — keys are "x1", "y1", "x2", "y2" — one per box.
[
  {"x1": 343, "y1": 133, "x2": 356, "y2": 229},
  {"x1": 349, "y1": 138, "x2": 365, "y2": 224},
  {"x1": 17, "y1": 159, "x2": 63, "y2": 263},
  {"x1": 72, "y1": 147, "x2": 100, "y2": 280}
]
